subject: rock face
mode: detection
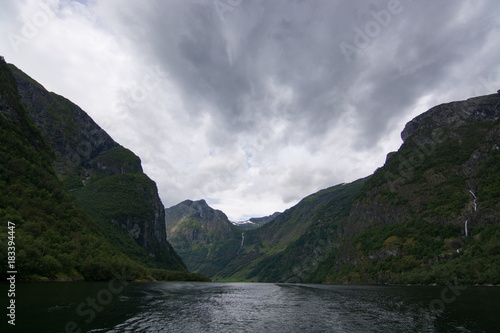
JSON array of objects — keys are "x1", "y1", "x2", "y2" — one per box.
[
  {"x1": 11, "y1": 65, "x2": 119, "y2": 175},
  {"x1": 401, "y1": 94, "x2": 500, "y2": 142},
  {"x1": 348, "y1": 93, "x2": 500, "y2": 235},
  {"x1": 9, "y1": 64, "x2": 185, "y2": 270},
  {"x1": 166, "y1": 200, "x2": 241, "y2": 276},
  {"x1": 327, "y1": 93, "x2": 500, "y2": 284}
]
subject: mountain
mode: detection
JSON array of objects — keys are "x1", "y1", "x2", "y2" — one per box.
[
  {"x1": 165, "y1": 199, "x2": 242, "y2": 277},
  {"x1": 327, "y1": 92, "x2": 500, "y2": 284},
  {"x1": 216, "y1": 178, "x2": 368, "y2": 282},
  {"x1": 168, "y1": 92, "x2": 500, "y2": 284},
  {"x1": 231, "y1": 212, "x2": 280, "y2": 230},
  {"x1": 9, "y1": 62, "x2": 185, "y2": 271},
  {"x1": 0, "y1": 58, "x2": 206, "y2": 281},
  {"x1": 165, "y1": 181, "x2": 366, "y2": 281}
]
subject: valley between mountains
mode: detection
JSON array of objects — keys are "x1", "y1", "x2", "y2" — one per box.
[{"x1": 1, "y1": 57, "x2": 499, "y2": 284}]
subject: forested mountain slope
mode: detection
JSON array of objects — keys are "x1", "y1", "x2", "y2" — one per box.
[
  {"x1": 0, "y1": 58, "x2": 205, "y2": 281},
  {"x1": 328, "y1": 93, "x2": 500, "y2": 284}
]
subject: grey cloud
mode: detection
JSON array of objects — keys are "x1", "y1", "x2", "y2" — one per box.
[
  {"x1": 134, "y1": 0, "x2": 499, "y2": 212},
  {"x1": 80, "y1": 0, "x2": 500, "y2": 216},
  {"x1": 5, "y1": 0, "x2": 498, "y2": 219}
]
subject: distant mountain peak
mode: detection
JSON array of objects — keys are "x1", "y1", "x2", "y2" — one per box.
[
  {"x1": 230, "y1": 212, "x2": 282, "y2": 230},
  {"x1": 165, "y1": 198, "x2": 241, "y2": 276}
]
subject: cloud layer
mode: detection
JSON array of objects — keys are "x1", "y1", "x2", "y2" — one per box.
[{"x1": 1, "y1": 0, "x2": 499, "y2": 220}]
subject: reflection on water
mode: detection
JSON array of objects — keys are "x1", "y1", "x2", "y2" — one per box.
[{"x1": 3, "y1": 282, "x2": 499, "y2": 332}]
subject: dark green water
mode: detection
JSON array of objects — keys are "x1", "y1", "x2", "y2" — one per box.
[{"x1": 2, "y1": 281, "x2": 499, "y2": 332}]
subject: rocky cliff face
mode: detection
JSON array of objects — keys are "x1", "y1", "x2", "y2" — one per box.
[
  {"x1": 166, "y1": 200, "x2": 241, "y2": 276},
  {"x1": 9, "y1": 64, "x2": 185, "y2": 271},
  {"x1": 329, "y1": 93, "x2": 500, "y2": 283},
  {"x1": 345, "y1": 93, "x2": 500, "y2": 237},
  {"x1": 11, "y1": 65, "x2": 119, "y2": 175},
  {"x1": 401, "y1": 94, "x2": 500, "y2": 142},
  {"x1": 9, "y1": 65, "x2": 140, "y2": 177},
  {"x1": 1, "y1": 58, "x2": 172, "y2": 280}
]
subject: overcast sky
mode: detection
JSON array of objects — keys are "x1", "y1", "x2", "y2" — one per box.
[{"x1": 1, "y1": 0, "x2": 499, "y2": 221}]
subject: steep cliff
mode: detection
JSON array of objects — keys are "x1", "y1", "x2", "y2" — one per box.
[
  {"x1": 327, "y1": 93, "x2": 500, "y2": 284},
  {"x1": 10, "y1": 65, "x2": 119, "y2": 176},
  {"x1": 166, "y1": 200, "x2": 241, "y2": 277},
  {"x1": 0, "y1": 60, "x2": 194, "y2": 279},
  {"x1": 0, "y1": 58, "x2": 143, "y2": 280},
  {"x1": 401, "y1": 94, "x2": 500, "y2": 142},
  {"x1": 345, "y1": 94, "x2": 500, "y2": 235},
  {"x1": 9, "y1": 64, "x2": 185, "y2": 270}
]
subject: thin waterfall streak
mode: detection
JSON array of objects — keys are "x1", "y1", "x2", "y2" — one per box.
[
  {"x1": 469, "y1": 190, "x2": 477, "y2": 211},
  {"x1": 237, "y1": 232, "x2": 245, "y2": 255}
]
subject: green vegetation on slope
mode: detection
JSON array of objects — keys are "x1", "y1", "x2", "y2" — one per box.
[
  {"x1": 478, "y1": 148, "x2": 500, "y2": 209},
  {"x1": 72, "y1": 171, "x2": 186, "y2": 270},
  {"x1": 323, "y1": 221, "x2": 500, "y2": 285},
  {"x1": 166, "y1": 200, "x2": 242, "y2": 277},
  {"x1": 215, "y1": 178, "x2": 369, "y2": 283},
  {"x1": 325, "y1": 99, "x2": 500, "y2": 284},
  {"x1": 0, "y1": 59, "x2": 137, "y2": 280},
  {"x1": 0, "y1": 58, "x2": 205, "y2": 281}
]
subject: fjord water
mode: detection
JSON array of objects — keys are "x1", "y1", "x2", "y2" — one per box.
[{"x1": 7, "y1": 282, "x2": 500, "y2": 332}]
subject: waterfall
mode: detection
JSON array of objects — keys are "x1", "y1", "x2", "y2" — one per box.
[
  {"x1": 237, "y1": 232, "x2": 245, "y2": 255},
  {"x1": 469, "y1": 190, "x2": 477, "y2": 212},
  {"x1": 465, "y1": 190, "x2": 477, "y2": 237}
]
